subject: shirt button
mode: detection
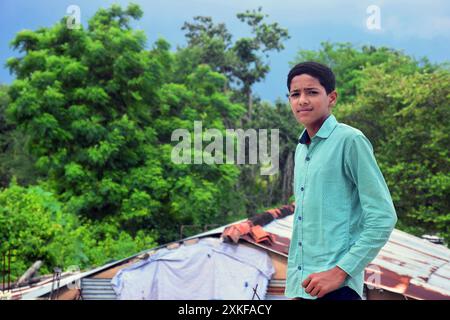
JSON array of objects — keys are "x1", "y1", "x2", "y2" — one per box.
[
  {"x1": 305, "y1": 156, "x2": 310, "y2": 161},
  {"x1": 298, "y1": 241, "x2": 302, "y2": 246},
  {"x1": 300, "y1": 186, "x2": 304, "y2": 191},
  {"x1": 298, "y1": 216, "x2": 302, "y2": 221},
  {"x1": 298, "y1": 266, "x2": 302, "y2": 271}
]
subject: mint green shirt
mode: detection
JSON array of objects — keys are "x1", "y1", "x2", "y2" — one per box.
[{"x1": 285, "y1": 114, "x2": 397, "y2": 299}]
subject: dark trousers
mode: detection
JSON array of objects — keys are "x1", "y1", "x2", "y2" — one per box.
[{"x1": 293, "y1": 286, "x2": 362, "y2": 301}]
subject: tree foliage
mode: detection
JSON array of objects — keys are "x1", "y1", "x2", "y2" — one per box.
[
  {"x1": 3, "y1": 3, "x2": 247, "y2": 279},
  {"x1": 182, "y1": 7, "x2": 290, "y2": 121},
  {"x1": 0, "y1": 180, "x2": 156, "y2": 281}
]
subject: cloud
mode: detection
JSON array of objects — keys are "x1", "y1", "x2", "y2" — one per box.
[{"x1": 381, "y1": 11, "x2": 450, "y2": 39}]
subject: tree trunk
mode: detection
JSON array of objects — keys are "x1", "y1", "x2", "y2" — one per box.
[{"x1": 247, "y1": 90, "x2": 253, "y2": 122}]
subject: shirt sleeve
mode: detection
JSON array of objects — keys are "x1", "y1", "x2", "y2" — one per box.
[{"x1": 336, "y1": 134, "x2": 398, "y2": 278}]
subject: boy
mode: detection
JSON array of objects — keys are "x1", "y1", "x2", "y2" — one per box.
[{"x1": 285, "y1": 61, "x2": 397, "y2": 300}]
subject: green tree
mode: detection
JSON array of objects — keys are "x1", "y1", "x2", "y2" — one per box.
[
  {"x1": 0, "y1": 181, "x2": 157, "y2": 281},
  {"x1": 0, "y1": 84, "x2": 12, "y2": 187},
  {"x1": 182, "y1": 7, "x2": 290, "y2": 122},
  {"x1": 0, "y1": 85, "x2": 38, "y2": 188},
  {"x1": 180, "y1": 8, "x2": 290, "y2": 217},
  {"x1": 6, "y1": 3, "x2": 247, "y2": 251},
  {"x1": 0, "y1": 181, "x2": 76, "y2": 280},
  {"x1": 155, "y1": 50, "x2": 248, "y2": 240},
  {"x1": 6, "y1": 4, "x2": 164, "y2": 232},
  {"x1": 339, "y1": 66, "x2": 450, "y2": 243}
]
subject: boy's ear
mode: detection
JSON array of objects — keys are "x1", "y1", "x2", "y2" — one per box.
[{"x1": 328, "y1": 90, "x2": 338, "y2": 108}]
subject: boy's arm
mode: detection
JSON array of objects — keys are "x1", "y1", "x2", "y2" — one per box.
[{"x1": 336, "y1": 134, "x2": 398, "y2": 278}]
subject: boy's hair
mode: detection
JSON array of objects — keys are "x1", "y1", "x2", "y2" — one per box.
[{"x1": 287, "y1": 61, "x2": 336, "y2": 94}]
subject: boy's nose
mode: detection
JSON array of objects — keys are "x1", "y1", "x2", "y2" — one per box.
[{"x1": 298, "y1": 94, "x2": 309, "y2": 105}]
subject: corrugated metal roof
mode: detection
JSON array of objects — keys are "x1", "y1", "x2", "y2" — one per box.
[
  {"x1": 81, "y1": 278, "x2": 116, "y2": 300},
  {"x1": 221, "y1": 204, "x2": 450, "y2": 300}
]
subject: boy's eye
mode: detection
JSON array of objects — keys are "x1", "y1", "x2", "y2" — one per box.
[
  {"x1": 290, "y1": 92, "x2": 300, "y2": 98},
  {"x1": 307, "y1": 91, "x2": 318, "y2": 95}
]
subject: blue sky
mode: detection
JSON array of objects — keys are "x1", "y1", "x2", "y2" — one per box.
[{"x1": 0, "y1": 0, "x2": 449, "y2": 103}]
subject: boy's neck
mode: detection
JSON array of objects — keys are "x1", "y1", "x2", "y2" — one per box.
[{"x1": 305, "y1": 114, "x2": 331, "y2": 139}]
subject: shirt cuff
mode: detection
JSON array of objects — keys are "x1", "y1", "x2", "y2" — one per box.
[{"x1": 336, "y1": 252, "x2": 365, "y2": 279}]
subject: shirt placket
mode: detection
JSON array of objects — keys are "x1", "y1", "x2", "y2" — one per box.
[{"x1": 298, "y1": 138, "x2": 319, "y2": 296}]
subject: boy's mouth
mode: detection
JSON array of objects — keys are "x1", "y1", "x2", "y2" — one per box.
[{"x1": 297, "y1": 108, "x2": 313, "y2": 113}]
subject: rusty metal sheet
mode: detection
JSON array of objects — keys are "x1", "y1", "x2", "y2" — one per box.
[{"x1": 238, "y1": 205, "x2": 450, "y2": 300}]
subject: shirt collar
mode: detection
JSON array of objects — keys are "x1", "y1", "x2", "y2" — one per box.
[{"x1": 298, "y1": 114, "x2": 338, "y2": 144}]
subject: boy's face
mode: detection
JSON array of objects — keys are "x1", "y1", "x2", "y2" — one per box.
[{"x1": 288, "y1": 74, "x2": 337, "y2": 129}]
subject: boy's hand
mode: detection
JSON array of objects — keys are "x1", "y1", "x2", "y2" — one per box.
[{"x1": 302, "y1": 266, "x2": 348, "y2": 298}]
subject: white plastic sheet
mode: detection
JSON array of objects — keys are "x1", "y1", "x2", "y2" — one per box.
[{"x1": 111, "y1": 237, "x2": 274, "y2": 300}]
